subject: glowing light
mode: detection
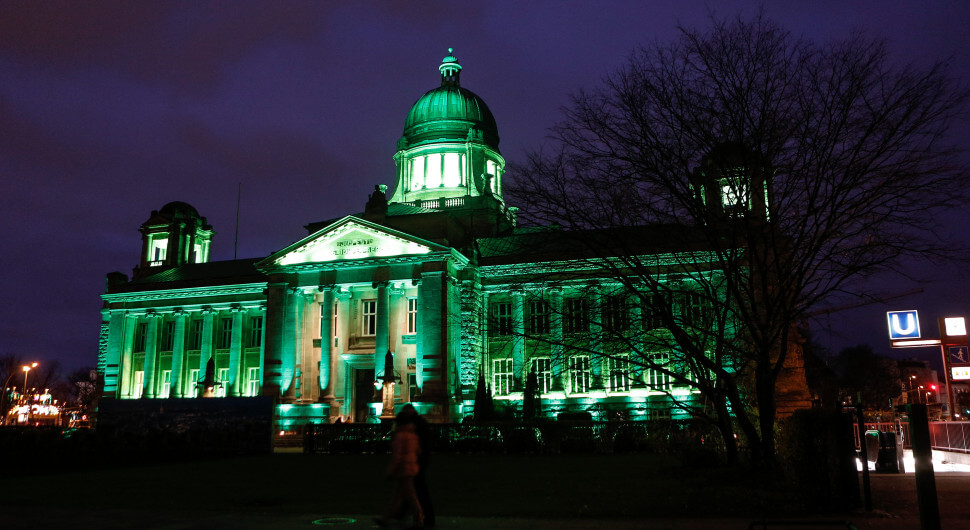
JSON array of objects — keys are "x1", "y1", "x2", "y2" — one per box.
[{"x1": 944, "y1": 317, "x2": 967, "y2": 337}]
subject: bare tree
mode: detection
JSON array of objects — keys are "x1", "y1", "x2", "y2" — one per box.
[{"x1": 506, "y1": 13, "x2": 968, "y2": 467}]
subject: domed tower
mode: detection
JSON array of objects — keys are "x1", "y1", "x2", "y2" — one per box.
[
  {"x1": 389, "y1": 49, "x2": 507, "y2": 206},
  {"x1": 133, "y1": 201, "x2": 214, "y2": 279}
]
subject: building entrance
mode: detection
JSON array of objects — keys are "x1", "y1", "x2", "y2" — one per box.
[{"x1": 353, "y1": 368, "x2": 375, "y2": 422}]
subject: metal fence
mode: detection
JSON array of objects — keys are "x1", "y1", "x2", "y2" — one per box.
[
  {"x1": 853, "y1": 421, "x2": 970, "y2": 454},
  {"x1": 928, "y1": 422, "x2": 970, "y2": 453},
  {"x1": 301, "y1": 419, "x2": 721, "y2": 455}
]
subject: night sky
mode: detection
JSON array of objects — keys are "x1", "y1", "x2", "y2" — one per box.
[{"x1": 3, "y1": 1, "x2": 969, "y2": 374}]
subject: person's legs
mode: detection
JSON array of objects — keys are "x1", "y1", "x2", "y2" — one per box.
[{"x1": 414, "y1": 471, "x2": 435, "y2": 527}]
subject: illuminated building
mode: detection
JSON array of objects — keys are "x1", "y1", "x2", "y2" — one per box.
[{"x1": 98, "y1": 49, "x2": 810, "y2": 427}]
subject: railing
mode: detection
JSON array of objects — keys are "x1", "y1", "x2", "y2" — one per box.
[
  {"x1": 928, "y1": 422, "x2": 970, "y2": 453},
  {"x1": 854, "y1": 421, "x2": 970, "y2": 454},
  {"x1": 301, "y1": 419, "x2": 720, "y2": 455}
]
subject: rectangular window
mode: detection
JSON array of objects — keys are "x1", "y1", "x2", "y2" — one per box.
[
  {"x1": 679, "y1": 292, "x2": 709, "y2": 329},
  {"x1": 160, "y1": 321, "x2": 175, "y2": 351},
  {"x1": 249, "y1": 316, "x2": 263, "y2": 348},
  {"x1": 216, "y1": 368, "x2": 229, "y2": 397},
  {"x1": 133, "y1": 322, "x2": 147, "y2": 353},
  {"x1": 408, "y1": 373, "x2": 418, "y2": 398},
  {"x1": 603, "y1": 295, "x2": 630, "y2": 332},
  {"x1": 189, "y1": 320, "x2": 204, "y2": 350},
  {"x1": 132, "y1": 371, "x2": 144, "y2": 399},
  {"x1": 568, "y1": 356, "x2": 590, "y2": 393},
  {"x1": 361, "y1": 300, "x2": 377, "y2": 336},
  {"x1": 492, "y1": 302, "x2": 513, "y2": 336},
  {"x1": 493, "y1": 358, "x2": 514, "y2": 396},
  {"x1": 608, "y1": 354, "x2": 632, "y2": 392},
  {"x1": 189, "y1": 368, "x2": 200, "y2": 397},
  {"x1": 564, "y1": 298, "x2": 589, "y2": 333},
  {"x1": 647, "y1": 352, "x2": 671, "y2": 391},
  {"x1": 407, "y1": 298, "x2": 417, "y2": 334},
  {"x1": 530, "y1": 357, "x2": 552, "y2": 393},
  {"x1": 159, "y1": 370, "x2": 172, "y2": 398},
  {"x1": 527, "y1": 300, "x2": 550, "y2": 335},
  {"x1": 642, "y1": 294, "x2": 666, "y2": 330},
  {"x1": 218, "y1": 317, "x2": 232, "y2": 349},
  {"x1": 247, "y1": 367, "x2": 260, "y2": 397}
]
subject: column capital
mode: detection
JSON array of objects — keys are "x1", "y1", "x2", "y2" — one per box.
[
  {"x1": 317, "y1": 283, "x2": 336, "y2": 293},
  {"x1": 173, "y1": 308, "x2": 188, "y2": 317},
  {"x1": 201, "y1": 306, "x2": 216, "y2": 315},
  {"x1": 230, "y1": 303, "x2": 244, "y2": 313},
  {"x1": 372, "y1": 280, "x2": 390, "y2": 289},
  {"x1": 145, "y1": 310, "x2": 163, "y2": 319}
]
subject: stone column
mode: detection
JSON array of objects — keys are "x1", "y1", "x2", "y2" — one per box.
[
  {"x1": 262, "y1": 283, "x2": 287, "y2": 398},
  {"x1": 102, "y1": 310, "x2": 127, "y2": 398},
  {"x1": 418, "y1": 272, "x2": 445, "y2": 398},
  {"x1": 282, "y1": 287, "x2": 302, "y2": 400},
  {"x1": 549, "y1": 287, "x2": 565, "y2": 391},
  {"x1": 414, "y1": 279, "x2": 425, "y2": 392},
  {"x1": 589, "y1": 284, "x2": 604, "y2": 389},
  {"x1": 374, "y1": 281, "x2": 390, "y2": 380},
  {"x1": 199, "y1": 306, "x2": 216, "y2": 387},
  {"x1": 143, "y1": 311, "x2": 161, "y2": 398},
  {"x1": 229, "y1": 304, "x2": 244, "y2": 397},
  {"x1": 629, "y1": 292, "x2": 644, "y2": 386},
  {"x1": 119, "y1": 314, "x2": 137, "y2": 398},
  {"x1": 317, "y1": 287, "x2": 334, "y2": 400},
  {"x1": 512, "y1": 289, "x2": 525, "y2": 391},
  {"x1": 171, "y1": 309, "x2": 187, "y2": 398}
]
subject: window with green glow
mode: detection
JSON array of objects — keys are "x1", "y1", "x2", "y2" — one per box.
[
  {"x1": 564, "y1": 298, "x2": 589, "y2": 333},
  {"x1": 361, "y1": 300, "x2": 377, "y2": 336},
  {"x1": 642, "y1": 294, "x2": 666, "y2": 330},
  {"x1": 603, "y1": 295, "x2": 630, "y2": 332},
  {"x1": 608, "y1": 354, "x2": 632, "y2": 392},
  {"x1": 218, "y1": 317, "x2": 232, "y2": 349},
  {"x1": 493, "y1": 358, "x2": 513, "y2": 395},
  {"x1": 161, "y1": 321, "x2": 175, "y2": 351},
  {"x1": 527, "y1": 300, "x2": 550, "y2": 334},
  {"x1": 160, "y1": 370, "x2": 171, "y2": 398},
  {"x1": 147, "y1": 233, "x2": 168, "y2": 265},
  {"x1": 443, "y1": 152, "x2": 461, "y2": 187},
  {"x1": 215, "y1": 368, "x2": 229, "y2": 397},
  {"x1": 426, "y1": 153, "x2": 442, "y2": 188},
  {"x1": 133, "y1": 371, "x2": 144, "y2": 399},
  {"x1": 249, "y1": 316, "x2": 263, "y2": 348},
  {"x1": 407, "y1": 298, "x2": 417, "y2": 334},
  {"x1": 568, "y1": 356, "x2": 590, "y2": 393},
  {"x1": 411, "y1": 157, "x2": 425, "y2": 190},
  {"x1": 247, "y1": 367, "x2": 260, "y2": 396},
  {"x1": 647, "y1": 352, "x2": 670, "y2": 391},
  {"x1": 491, "y1": 302, "x2": 513, "y2": 336},
  {"x1": 189, "y1": 320, "x2": 203, "y2": 350},
  {"x1": 133, "y1": 322, "x2": 147, "y2": 353},
  {"x1": 531, "y1": 357, "x2": 552, "y2": 393},
  {"x1": 189, "y1": 368, "x2": 200, "y2": 396}
]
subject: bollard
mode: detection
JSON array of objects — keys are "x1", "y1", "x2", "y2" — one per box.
[{"x1": 908, "y1": 404, "x2": 940, "y2": 530}]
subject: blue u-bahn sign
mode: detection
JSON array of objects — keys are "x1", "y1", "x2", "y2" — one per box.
[{"x1": 887, "y1": 310, "x2": 921, "y2": 340}]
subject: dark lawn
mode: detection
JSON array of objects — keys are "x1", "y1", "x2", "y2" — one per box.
[{"x1": 4, "y1": 453, "x2": 815, "y2": 520}]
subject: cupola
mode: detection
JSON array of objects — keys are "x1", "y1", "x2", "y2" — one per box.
[
  {"x1": 133, "y1": 201, "x2": 214, "y2": 279},
  {"x1": 389, "y1": 49, "x2": 506, "y2": 206}
]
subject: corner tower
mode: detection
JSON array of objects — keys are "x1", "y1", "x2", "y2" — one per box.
[
  {"x1": 133, "y1": 201, "x2": 214, "y2": 279},
  {"x1": 389, "y1": 49, "x2": 507, "y2": 206}
]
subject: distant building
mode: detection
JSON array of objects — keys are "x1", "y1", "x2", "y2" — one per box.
[{"x1": 98, "y1": 50, "x2": 810, "y2": 428}]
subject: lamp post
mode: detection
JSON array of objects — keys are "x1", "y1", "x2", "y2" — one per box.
[{"x1": 1, "y1": 362, "x2": 38, "y2": 426}]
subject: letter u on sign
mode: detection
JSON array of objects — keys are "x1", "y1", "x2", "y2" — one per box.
[{"x1": 887, "y1": 310, "x2": 921, "y2": 340}]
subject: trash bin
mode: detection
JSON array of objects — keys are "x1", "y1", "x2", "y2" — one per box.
[{"x1": 875, "y1": 430, "x2": 905, "y2": 473}]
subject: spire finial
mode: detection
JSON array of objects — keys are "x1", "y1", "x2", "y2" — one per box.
[{"x1": 439, "y1": 47, "x2": 462, "y2": 86}]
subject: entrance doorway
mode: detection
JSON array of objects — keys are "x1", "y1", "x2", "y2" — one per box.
[{"x1": 353, "y1": 368, "x2": 375, "y2": 422}]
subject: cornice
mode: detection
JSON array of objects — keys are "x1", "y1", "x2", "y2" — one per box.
[{"x1": 102, "y1": 282, "x2": 267, "y2": 304}]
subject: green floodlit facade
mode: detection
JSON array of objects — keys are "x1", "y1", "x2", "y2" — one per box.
[{"x1": 99, "y1": 50, "x2": 802, "y2": 428}]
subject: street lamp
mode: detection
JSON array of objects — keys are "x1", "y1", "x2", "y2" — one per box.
[{"x1": 1, "y1": 362, "x2": 38, "y2": 426}]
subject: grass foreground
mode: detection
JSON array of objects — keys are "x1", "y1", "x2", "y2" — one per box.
[{"x1": 5, "y1": 452, "x2": 818, "y2": 520}]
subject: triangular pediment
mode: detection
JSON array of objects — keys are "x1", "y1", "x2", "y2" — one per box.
[{"x1": 263, "y1": 216, "x2": 449, "y2": 267}]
